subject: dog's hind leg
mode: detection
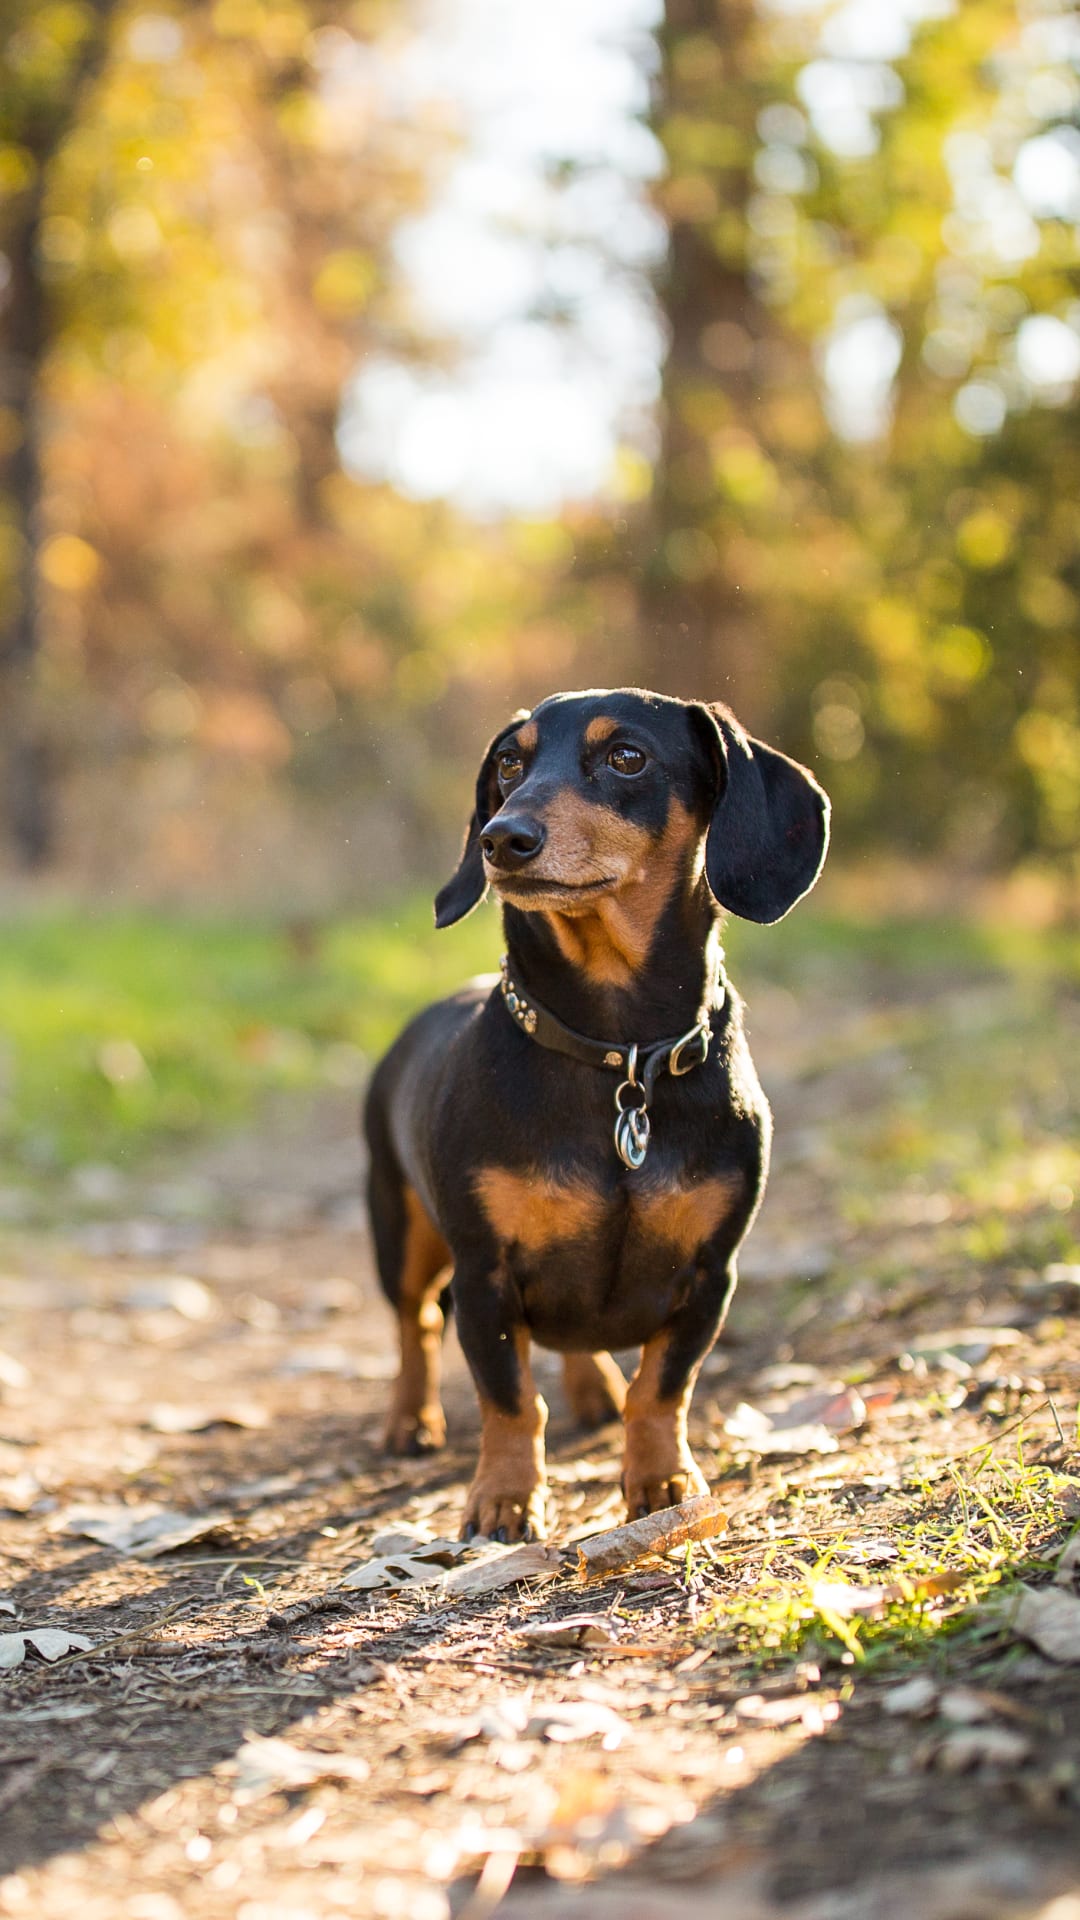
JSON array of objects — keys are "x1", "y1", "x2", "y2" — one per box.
[
  {"x1": 385, "y1": 1186, "x2": 451, "y2": 1454},
  {"x1": 380, "y1": 1184, "x2": 451, "y2": 1456},
  {"x1": 562, "y1": 1351, "x2": 627, "y2": 1429},
  {"x1": 366, "y1": 1098, "x2": 450, "y2": 1455}
]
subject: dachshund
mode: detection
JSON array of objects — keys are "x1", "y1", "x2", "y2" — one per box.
[{"x1": 364, "y1": 688, "x2": 830, "y2": 1540}]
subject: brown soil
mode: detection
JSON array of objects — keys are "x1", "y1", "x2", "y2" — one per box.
[{"x1": 1, "y1": 967, "x2": 1079, "y2": 1920}]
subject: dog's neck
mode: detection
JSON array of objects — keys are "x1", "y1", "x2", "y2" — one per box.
[{"x1": 501, "y1": 872, "x2": 723, "y2": 1046}]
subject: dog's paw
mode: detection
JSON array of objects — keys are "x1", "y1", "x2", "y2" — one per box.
[
  {"x1": 382, "y1": 1405, "x2": 447, "y2": 1456},
  {"x1": 460, "y1": 1478, "x2": 547, "y2": 1544},
  {"x1": 562, "y1": 1351, "x2": 627, "y2": 1431},
  {"x1": 623, "y1": 1458, "x2": 709, "y2": 1519}
]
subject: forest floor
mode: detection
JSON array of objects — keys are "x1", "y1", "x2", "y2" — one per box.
[{"x1": 1, "y1": 923, "x2": 1080, "y2": 1920}]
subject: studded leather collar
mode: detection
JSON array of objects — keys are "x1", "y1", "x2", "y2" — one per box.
[{"x1": 498, "y1": 954, "x2": 715, "y2": 1168}]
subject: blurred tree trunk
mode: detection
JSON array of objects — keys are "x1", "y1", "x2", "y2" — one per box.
[
  {"x1": 0, "y1": 1, "x2": 117, "y2": 869},
  {"x1": 1, "y1": 163, "x2": 50, "y2": 867},
  {"x1": 636, "y1": 0, "x2": 771, "y2": 716}
]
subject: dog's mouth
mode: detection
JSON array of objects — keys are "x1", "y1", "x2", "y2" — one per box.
[{"x1": 489, "y1": 872, "x2": 619, "y2": 907}]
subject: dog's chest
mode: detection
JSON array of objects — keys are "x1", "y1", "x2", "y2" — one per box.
[
  {"x1": 476, "y1": 1154, "x2": 734, "y2": 1251},
  {"x1": 472, "y1": 1153, "x2": 742, "y2": 1346}
]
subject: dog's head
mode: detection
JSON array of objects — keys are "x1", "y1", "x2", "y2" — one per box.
[{"x1": 434, "y1": 687, "x2": 830, "y2": 930}]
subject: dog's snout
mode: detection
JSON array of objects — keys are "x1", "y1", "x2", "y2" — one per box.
[{"x1": 480, "y1": 815, "x2": 546, "y2": 872}]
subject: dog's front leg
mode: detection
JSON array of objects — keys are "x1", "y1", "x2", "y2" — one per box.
[
  {"x1": 453, "y1": 1273, "x2": 547, "y2": 1542},
  {"x1": 623, "y1": 1253, "x2": 738, "y2": 1517}
]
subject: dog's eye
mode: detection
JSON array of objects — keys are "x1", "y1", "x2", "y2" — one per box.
[
  {"x1": 607, "y1": 743, "x2": 648, "y2": 777},
  {"x1": 496, "y1": 748, "x2": 524, "y2": 783}
]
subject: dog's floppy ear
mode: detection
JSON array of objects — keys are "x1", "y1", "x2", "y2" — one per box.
[
  {"x1": 688, "y1": 702, "x2": 830, "y2": 924},
  {"x1": 434, "y1": 713, "x2": 530, "y2": 929}
]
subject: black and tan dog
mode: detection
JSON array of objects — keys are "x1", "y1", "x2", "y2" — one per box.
[{"x1": 364, "y1": 688, "x2": 829, "y2": 1541}]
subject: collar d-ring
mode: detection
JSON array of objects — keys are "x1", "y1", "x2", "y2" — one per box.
[{"x1": 498, "y1": 955, "x2": 718, "y2": 1169}]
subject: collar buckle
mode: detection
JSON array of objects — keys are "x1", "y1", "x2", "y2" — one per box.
[{"x1": 668, "y1": 1020, "x2": 711, "y2": 1077}]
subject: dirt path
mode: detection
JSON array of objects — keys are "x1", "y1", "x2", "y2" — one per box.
[{"x1": 1, "y1": 957, "x2": 1079, "y2": 1920}]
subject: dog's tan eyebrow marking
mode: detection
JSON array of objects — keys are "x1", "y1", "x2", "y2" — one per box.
[
  {"x1": 584, "y1": 716, "x2": 619, "y2": 746},
  {"x1": 514, "y1": 720, "x2": 538, "y2": 752}
]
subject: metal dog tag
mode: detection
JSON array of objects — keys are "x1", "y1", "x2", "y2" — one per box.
[{"x1": 614, "y1": 1102, "x2": 650, "y2": 1170}]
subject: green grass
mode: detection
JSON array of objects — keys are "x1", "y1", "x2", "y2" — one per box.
[
  {"x1": 0, "y1": 897, "x2": 1077, "y2": 1175},
  {"x1": 688, "y1": 1451, "x2": 1080, "y2": 1676},
  {"x1": 0, "y1": 898, "x2": 500, "y2": 1171}
]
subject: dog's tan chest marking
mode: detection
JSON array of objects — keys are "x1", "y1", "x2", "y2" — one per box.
[
  {"x1": 629, "y1": 1173, "x2": 742, "y2": 1258},
  {"x1": 474, "y1": 1166, "x2": 607, "y2": 1254},
  {"x1": 475, "y1": 1165, "x2": 739, "y2": 1263}
]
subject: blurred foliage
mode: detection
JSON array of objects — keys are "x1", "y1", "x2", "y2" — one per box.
[
  {"x1": 0, "y1": 896, "x2": 499, "y2": 1168},
  {"x1": 1, "y1": 1, "x2": 589, "y2": 893},
  {"x1": 0, "y1": 1, "x2": 1078, "y2": 900},
  {"x1": 641, "y1": 0, "x2": 1080, "y2": 890},
  {"x1": 1, "y1": 896, "x2": 1076, "y2": 1172}
]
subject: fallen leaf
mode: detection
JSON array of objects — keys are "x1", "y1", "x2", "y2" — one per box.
[
  {"x1": 229, "y1": 1736, "x2": 371, "y2": 1803},
  {"x1": 448, "y1": 1695, "x2": 629, "y2": 1752},
  {"x1": 339, "y1": 1553, "x2": 449, "y2": 1593},
  {"x1": 674, "y1": 1648, "x2": 713, "y2": 1675},
  {"x1": 55, "y1": 1504, "x2": 231, "y2": 1558},
  {"x1": 1054, "y1": 1535, "x2": 1080, "y2": 1588},
  {"x1": 230, "y1": 1473, "x2": 301, "y2": 1502},
  {"x1": 144, "y1": 1403, "x2": 268, "y2": 1435},
  {"x1": 809, "y1": 1581, "x2": 890, "y2": 1619},
  {"x1": 750, "y1": 1363, "x2": 828, "y2": 1393},
  {"x1": 367, "y1": 1525, "x2": 448, "y2": 1556},
  {"x1": 366, "y1": 1530, "x2": 470, "y2": 1563},
  {"x1": 812, "y1": 1569, "x2": 967, "y2": 1620},
  {"x1": 0, "y1": 1352, "x2": 29, "y2": 1391},
  {"x1": 861, "y1": 1385, "x2": 901, "y2": 1414},
  {"x1": 439, "y1": 1542, "x2": 564, "y2": 1597},
  {"x1": 275, "y1": 1346, "x2": 365, "y2": 1378},
  {"x1": 771, "y1": 1386, "x2": 867, "y2": 1434},
  {"x1": 1010, "y1": 1584, "x2": 1080, "y2": 1663},
  {"x1": 121, "y1": 1277, "x2": 216, "y2": 1320},
  {"x1": 0, "y1": 1473, "x2": 44, "y2": 1513},
  {"x1": 576, "y1": 1497, "x2": 728, "y2": 1579},
  {"x1": 938, "y1": 1687, "x2": 999, "y2": 1725},
  {"x1": 934, "y1": 1726, "x2": 1031, "y2": 1771},
  {"x1": 522, "y1": 1705, "x2": 627, "y2": 1749},
  {"x1": 338, "y1": 1534, "x2": 539, "y2": 1593},
  {"x1": 902, "y1": 1327, "x2": 1022, "y2": 1375},
  {"x1": 724, "y1": 1403, "x2": 838, "y2": 1457},
  {"x1": 735, "y1": 1693, "x2": 839, "y2": 1732},
  {"x1": 942, "y1": 1687, "x2": 1033, "y2": 1728},
  {"x1": 835, "y1": 1537, "x2": 898, "y2": 1568},
  {"x1": 515, "y1": 1615, "x2": 617, "y2": 1650},
  {"x1": 881, "y1": 1675, "x2": 938, "y2": 1717},
  {"x1": 911, "y1": 1570, "x2": 969, "y2": 1600},
  {"x1": 449, "y1": 1701, "x2": 530, "y2": 1746},
  {"x1": 0, "y1": 1628, "x2": 95, "y2": 1671}
]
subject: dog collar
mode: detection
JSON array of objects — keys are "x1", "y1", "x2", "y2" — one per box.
[{"x1": 498, "y1": 954, "x2": 715, "y2": 1170}]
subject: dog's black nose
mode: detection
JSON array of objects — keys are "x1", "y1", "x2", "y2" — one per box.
[{"x1": 480, "y1": 815, "x2": 546, "y2": 871}]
